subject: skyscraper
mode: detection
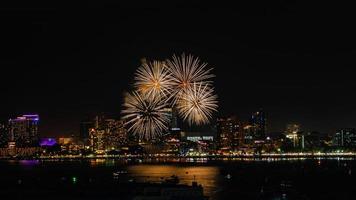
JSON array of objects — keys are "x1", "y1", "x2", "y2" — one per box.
[
  {"x1": 163, "y1": 107, "x2": 181, "y2": 141},
  {"x1": 8, "y1": 114, "x2": 39, "y2": 147},
  {"x1": 89, "y1": 115, "x2": 128, "y2": 153},
  {"x1": 80, "y1": 120, "x2": 93, "y2": 140},
  {"x1": 0, "y1": 123, "x2": 9, "y2": 147},
  {"x1": 217, "y1": 116, "x2": 243, "y2": 151},
  {"x1": 89, "y1": 128, "x2": 106, "y2": 153},
  {"x1": 333, "y1": 128, "x2": 356, "y2": 147},
  {"x1": 103, "y1": 119, "x2": 127, "y2": 150},
  {"x1": 249, "y1": 110, "x2": 267, "y2": 141},
  {"x1": 284, "y1": 123, "x2": 303, "y2": 148}
]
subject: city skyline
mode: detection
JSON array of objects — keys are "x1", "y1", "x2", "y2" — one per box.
[
  {"x1": 2, "y1": 2, "x2": 356, "y2": 200},
  {"x1": 1, "y1": 1, "x2": 356, "y2": 136},
  {"x1": 2, "y1": 111, "x2": 356, "y2": 158}
]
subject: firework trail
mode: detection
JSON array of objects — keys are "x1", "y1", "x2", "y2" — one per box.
[
  {"x1": 177, "y1": 82, "x2": 218, "y2": 125},
  {"x1": 134, "y1": 59, "x2": 173, "y2": 100},
  {"x1": 165, "y1": 53, "x2": 215, "y2": 104},
  {"x1": 122, "y1": 91, "x2": 170, "y2": 140}
]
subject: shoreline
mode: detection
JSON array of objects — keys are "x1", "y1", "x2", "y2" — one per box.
[{"x1": 1, "y1": 152, "x2": 356, "y2": 161}]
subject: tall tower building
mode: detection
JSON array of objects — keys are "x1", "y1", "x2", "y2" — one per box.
[
  {"x1": 170, "y1": 107, "x2": 179, "y2": 131},
  {"x1": 285, "y1": 123, "x2": 303, "y2": 148},
  {"x1": 249, "y1": 109, "x2": 267, "y2": 141},
  {"x1": 80, "y1": 120, "x2": 93, "y2": 140},
  {"x1": 8, "y1": 114, "x2": 39, "y2": 147},
  {"x1": 217, "y1": 117, "x2": 242, "y2": 151},
  {"x1": 89, "y1": 115, "x2": 128, "y2": 153},
  {"x1": 0, "y1": 123, "x2": 9, "y2": 147},
  {"x1": 89, "y1": 128, "x2": 105, "y2": 153},
  {"x1": 333, "y1": 128, "x2": 356, "y2": 147}
]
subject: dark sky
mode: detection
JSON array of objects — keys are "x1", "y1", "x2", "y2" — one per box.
[{"x1": 1, "y1": 1, "x2": 355, "y2": 137}]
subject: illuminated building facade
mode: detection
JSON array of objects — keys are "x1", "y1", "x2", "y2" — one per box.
[
  {"x1": 57, "y1": 136, "x2": 83, "y2": 153},
  {"x1": 216, "y1": 117, "x2": 242, "y2": 151},
  {"x1": 182, "y1": 131, "x2": 214, "y2": 142},
  {"x1": 58, "y1": 137, "x2": 74, "y2": 145},
  {"x1": 180, "y1": 131, "x2": 215, "y2": 155},
  {"x1": 284, "y1": 123, "x2": 304, "y2": 149},
  {"x1": 243, "y1": 124, "x2": 255, "y2": 145},
  {"x1": 163, "y1": 107, "x2": 181, "y2": 137},
  {"x1": 303, "y1": 131, "x2": 323, "y2": 149},
  {"x1": 89, "y1": 129, "x2": 106, "y2": 153},
  {"x1": 39, "y1": 138, "x2": 57, "y2": 147},
  {"x1": 333, "y1": 128, "x2": 356, "y2": 147},
  {"x1": 89, "y1": 115, "x2": 128, "y2": 153},
  {"x1": 103, "y1": 119, "x2": 127, "y2": 150},
  {"x1": 8, "y1": 114, "x2": 39, "y2": 147},
  {"x1": 249, "y1": 110, "x2": 267, "y2": 141},
  {"x1": 0, "y1": 123, "x2": 9, "y2": 147}
]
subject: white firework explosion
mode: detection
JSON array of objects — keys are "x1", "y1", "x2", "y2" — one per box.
[
  {"x1": 165, "y1": 53, "x2": 215, "y2": 104},
  {"x1": 121, "y1": 91, "x2": 170, "y2": 140},
  {"x1": 134, "y1": 60, "x2": 173, "y2": 100},
  {"x1": 176, "y1": 83, "x2": 218, "y2": 125}
]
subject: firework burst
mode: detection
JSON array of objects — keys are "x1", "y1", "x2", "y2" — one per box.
[
  {"x1": 165, "y1": 53, "x2": 215, "y2": 103},
  {"x1": 134, "y1": 60, "x2": 173, "y2": 100},
  {"x1": 121, "y1": 91, "x2": 170, "y2": 140},
  {"x1": 177, "y1": 83, "x2": 218, "y2": 125}
]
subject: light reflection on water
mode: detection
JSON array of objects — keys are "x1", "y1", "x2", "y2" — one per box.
[
  {"x1": 127, "y1": 165, "x2": 222, "y2": 196},
  {"x1": 4, "y1": 157, "x2": 356, "y2": 199},
  {"x1": 1, "y1": 157, "x2": 356, "y2": 199},
  {"x1": 19, "y1": 159, "x2": 40, "y2": 166}
]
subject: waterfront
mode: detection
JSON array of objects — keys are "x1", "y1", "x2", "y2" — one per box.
[{"x1": 1, "y1": 158, "x2": 356, "y2": 199}]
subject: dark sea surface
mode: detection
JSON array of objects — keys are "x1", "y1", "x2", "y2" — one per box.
[{"x1": 0, "y1": 158, "x2": 355, "y2": 200}]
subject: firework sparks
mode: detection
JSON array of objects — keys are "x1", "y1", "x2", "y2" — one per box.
[
  {"x1": 134, "y1": 60, "x2": 173, "y2": 100},
  {"x1": 165, "y1": 53, "x2": 215, "y2": 103},
  {"x1": 121, "y1": 91, "x2": 170, "y2": 140},
  {"x1": 177, "y1": 83, "x2": 218, "y2": 125}
]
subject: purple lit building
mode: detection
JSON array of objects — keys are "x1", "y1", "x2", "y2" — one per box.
[
  {"x1": 39, "y1": 138, "x2": 57, "y2": 147},
  {"x1": 9, "y1": 114, "x2": 39, "y2": 147}
]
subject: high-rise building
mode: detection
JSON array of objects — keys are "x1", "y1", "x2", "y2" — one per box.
[
  {"x1": 249, "y1": 110, "x2": 267, "y2": 141},
  {"x1": 103, "y1": 119, "x2": 127, "y2": 150},
  {"x1": 333, "y1": 128, "x2": 356, "y2": 147},
  {"x1": 170, "y1": 107, "x2": 179, "y2": 131},
  {"x1": 89, "y1": 115, "x2": 128, "y2": 153},
  {"x1": 163, "y1": 107, "x2": 181, "y2": 143},
  {"x1": 80, "y1": 120, "x2": 93, "y2": 141},
  {"x1": 8, "y1": 114, "x2": 39, "y2": 147},
  {"x1": 284, "y1": 123, "x2": 303, "y2": 148},
  {"x1": 0, "y1": 123, "x2": 9, "y2": 147},
  {"x1": 89, "y1": 128, "x2": 106, "y2": 153},
  {"x1": 304, "y1": 131, "x2": 322, "y2": 149},
  {"x1": 163, "y1": 107, "x2": 180, "y2": 133},
  {"x1": 243, "y1": 124, "x2": 255, "y2": 145},
  {"x1": 217, "y1": 117, "x2": 243, "y2": 151}
]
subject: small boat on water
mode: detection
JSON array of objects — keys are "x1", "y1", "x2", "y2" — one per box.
[
  {"x1": 113, "y1": 170, "x2": 128, "y2": 176},
  {"x1": 225, "y1": 174, "x2": 232, "y2": 179},
  {"x1": 133, "y1": 179, "x2": 207, "y2": 200},
  {"x1": 113, "y1": 170, "x2": 128, "y2": 179},
  {"x1": 164, "y1": 175, "x2": 180, "y2": 184},
  {"x1": 259, "y1": 180, "x2": 308, "y2": 200}
]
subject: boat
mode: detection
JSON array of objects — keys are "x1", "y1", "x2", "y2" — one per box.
[
  {"x1": 164, "y1": 175, "x2": 180, "y2": 184},
  {"x1": 225, "y1": 173, "x2": 232, "y2": 179},
  {"x1": 133, "y1": 180, "x2": 207, "y2": 200},
  {"x1": 113, "y1": 170, "x2": 128, "y2": 176},
  {"x1": 113, "y1": 170, "x2": 128, "y2": 179},
  {"x1": 258, "y1": 180, "x2": 308, "y2": 200}
]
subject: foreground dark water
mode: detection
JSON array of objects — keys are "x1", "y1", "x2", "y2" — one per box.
[{"x1": 0, "y1": 158, "x2": 355, "y2": 199}]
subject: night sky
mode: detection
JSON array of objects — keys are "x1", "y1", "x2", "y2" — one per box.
[{"x1": 1, "y1": 1, "x2": 355, "y2": 137}]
